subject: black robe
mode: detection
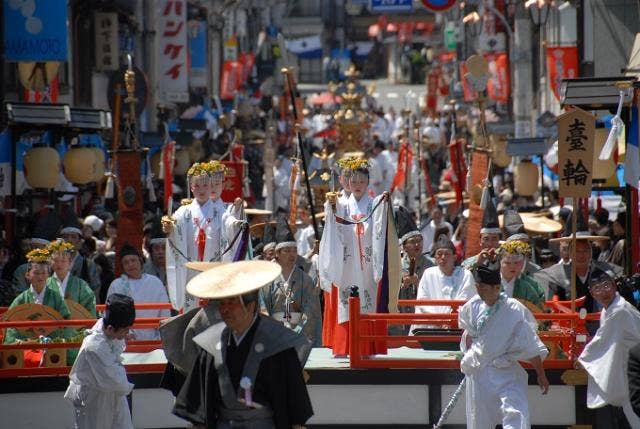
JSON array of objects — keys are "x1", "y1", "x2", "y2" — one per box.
[{"x1": 173, "y1": 317, "x2": 313, "y2": 429}]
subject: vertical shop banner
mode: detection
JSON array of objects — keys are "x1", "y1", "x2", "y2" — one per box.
[
  {"x1": 220, "y1": 60, "x2": 241, "y2": 100},
  {"x1": 188, "y1": 20, "x2": 207, "y2": 88},
  {"x1": 95, "y1": 12, "x2": 119, "y2": 71},
  {"x1": 557, "y1": 107, "x2": 595, "y2": 198},
  {"x1": 158, "y1": 0, "x2": 189, "y2": 103},
  {"x1": 547, "y1": 45, "x2": 578, "y2": 101},
  {"x1": 485, "y1": 52, "x2": 509, "y2": 103},
  {"x1": 426, "y1": 68, "x2": 440, "y2": 117},
  {"x1": 4, "y1": 0, "x2": 68, "y2": 61}
]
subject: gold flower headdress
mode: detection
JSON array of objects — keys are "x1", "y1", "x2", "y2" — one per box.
[
  {"x1": 47, "y1": 239, "x2": 75, "y2": 254},
  {"x1": 497, "y1": 240, "x2": 532, "y2": 258},
  {"x1": 187, "y1": 160, "x2": 228, "y2": 177},
  {"x1": 26, "y1": 247, "x2": 52, "y2": 263},
  {"x1": 336, "y1": 156, "x2": 369, "y2": 171}
]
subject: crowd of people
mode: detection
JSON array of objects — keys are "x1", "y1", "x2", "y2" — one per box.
[{"x1": 0, "y1": 97, "x2": 638, "y2": 428}]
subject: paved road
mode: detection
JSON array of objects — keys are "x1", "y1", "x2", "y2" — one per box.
[{"x1": 299, "y1": 79, "x2": 426, "y2": 113}]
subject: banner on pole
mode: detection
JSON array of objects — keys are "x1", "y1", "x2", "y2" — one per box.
[
  {"x1": 547, "y1": 45, "x2": 578, "y2": 101},
  {"x1": 557, "y1": 107, "x2": 595, "y2": 198}
]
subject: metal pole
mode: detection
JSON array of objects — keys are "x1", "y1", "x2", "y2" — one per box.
[{"x1": 539, "y1": 153, "x2": 545, "y2": 207}]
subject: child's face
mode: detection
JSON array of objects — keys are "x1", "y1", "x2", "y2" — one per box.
[{"x1": 104, "y1": 324, "x2": 131, "y2": 340}]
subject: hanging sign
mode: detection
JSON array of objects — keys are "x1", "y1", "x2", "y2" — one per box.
[
  {"x1": 95, "y1": 12, "x2": 119, "y2": 71},
  {"x1": 547, "y1": 45, "x2": 578, "y2": 101},
  {"x1": 224, "y1": 36, "x2": 238, "y2": 61},
  {"x1": 485, "y1": 52, "x2": 509, "y2": 103},
  {"x1": 188, "y1": 20, "x2": 208, "y2": 88},
  {"x1": 4, "y1": 0, "x2": 68, "y2": 61},
  {"x1": 220, "y1": 60, "x2": 241, "y2": 100},
  {"x1": 557, "y1": 107, "x2": 595, "y2": 198},
  {"x1": 420, "y1": 0, "x2": 457, "y2": 12},
  {"x1": 158, "y1": 0, "x2": 189, "y2": 103}
]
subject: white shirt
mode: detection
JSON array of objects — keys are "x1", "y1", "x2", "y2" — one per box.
[
  {"x1": 501, "y1": 276, "x2": 516, "y2": 298},
  {"x1": 420, "y1": 220, "x2": 454, "y2": 252},
  {"x1": 30, "y1": 285, "x2": 46, "y2": 304},
  {"x1": 53, "y1": 272, "x2": 71, "y2": 297}
]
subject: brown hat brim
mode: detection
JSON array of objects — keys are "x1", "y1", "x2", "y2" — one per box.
[{"x1": 549, "y1": 235, "x2": 610, "y2": 243}]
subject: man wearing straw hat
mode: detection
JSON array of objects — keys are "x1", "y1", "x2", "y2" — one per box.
[
  {"x1": 534, "y1": 216, "x2": 621, "y2": 315},
  {"x1": 455, "y1": 265, "x2": 549, "y2": 429},
  {"x1": 162, "y1": 161, "x2": 244, "y2": 312},
  {"x1": 172, "y1": 261, "x2": 313, "y2": 429}
]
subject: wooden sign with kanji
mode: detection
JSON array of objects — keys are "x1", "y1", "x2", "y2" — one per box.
[{"x1": 557, "y1": 107, "x2": 595, "y2": 198}]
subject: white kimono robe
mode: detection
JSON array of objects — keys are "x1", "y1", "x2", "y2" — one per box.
[
  {"x1": 166, "y1": 198, "x2": 241, "y2": 311},
  {"x1": 319, "y1": 193, "x2": 388, "y2": 324},
  {"x1": 107, "y1": 274, "x2": 171, "y2": 341},
  {"x1": 64, "y1": 319, "x2": 134, "y2": 429},
  {"x1": 459, "y1": 295, "x2": 548, "y2": 429},
  {"x1": 410, "y1": 265, "x2": 475, "y2": 332},
  {"x1": 578, "y1": 293, "x2": 640, "y2": 427}
]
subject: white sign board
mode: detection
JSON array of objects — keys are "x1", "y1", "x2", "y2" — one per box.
[{"x1": 157, "y1": 0, "x2": 189, "y2": 103}]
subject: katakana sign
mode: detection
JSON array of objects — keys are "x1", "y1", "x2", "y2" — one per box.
[
  {"x1": 158, "y1": 0, "x2": 188, "y2": 103},
  {"x1": 557, "y1": 107, "x2": 595, "y2": 198}
]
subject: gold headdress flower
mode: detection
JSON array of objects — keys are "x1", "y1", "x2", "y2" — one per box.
[
  {"x1": 187, "y1": 161, "x2": 228, "y2": 177},
  {"x1": 47, "y1": 239, "x2": 75, "y2": 255},
  {"x1": 497, "y1": 240, "x2": 532, "y2": 258},
  {"x1": 26, "y1": 247, "x2": 52, "y2": 263},
  {"x1": 336, "y1": 156, "x2": 370, "y2": 171}
]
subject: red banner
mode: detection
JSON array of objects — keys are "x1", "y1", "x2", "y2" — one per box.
[
  {"x1": 547, "y1": 45, "x2": 578, "y2": 101},
  {"x1": 426, "y1": 68, "x2": 440, "y2": 117},
  {"x1": 391, "y1": 142, "x2": 414, "y2": 193},
  {"x1": 485, "y1": 52, "x2": 510, "y2": 103},
  {"x1": 448, "y1": 139, "x2": 468, "y2": 203},
  {"x1": 220, "y1": 60, "x2": 241, "y2": 100},
  {"x1": 459, "y1": 62, "x2": 477, "y2": 102},
  {"x1": 220, "y1": 161, "x2": 244, "y2": 201}
]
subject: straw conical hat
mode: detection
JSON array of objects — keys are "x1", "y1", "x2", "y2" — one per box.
[
  {"x1": 186, "y1": 260, "x2": 282, "y2": 299},
  {"x1": 185, "y1": 261, "x2": 226, "y2": 272},
  {"x1": 549, "y1": 231, "x2": 609, "y2": 243}
]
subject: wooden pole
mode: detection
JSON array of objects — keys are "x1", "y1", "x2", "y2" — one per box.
[{"x1": 570, "y1": 200, "x2": 578, "y2": 313}]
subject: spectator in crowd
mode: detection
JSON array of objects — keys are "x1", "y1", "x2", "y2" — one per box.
[
  {"x1": 420, "y1": 206, "x2": 453, "y2": 253},
  {"x1": 60, "y1": 225, "x2": 101, "y2": 292}
]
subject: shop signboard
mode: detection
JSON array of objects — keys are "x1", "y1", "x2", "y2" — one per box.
[{"x1": 158, "y1": 0, "x2": 189, "y2": 103}]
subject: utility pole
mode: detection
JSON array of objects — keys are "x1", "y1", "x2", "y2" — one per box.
[{"x1": 513, "y1": 4, "x2": 534, "y2": 138}]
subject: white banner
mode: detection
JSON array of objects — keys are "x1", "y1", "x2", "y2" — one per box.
[
  {"x1": 94, "y1": 12, "x2": 119, "y2": 71},
  {"x1": 158, "y1": 0, "x2": 189, "y2": 103}
]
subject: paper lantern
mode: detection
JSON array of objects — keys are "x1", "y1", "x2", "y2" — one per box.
[
  {"x1": 514, "y1": 160, "x2": 539, "y2": 196},
  {"x1": 490, "y1": 135, "x2": 511, "y2": 168},
  {"x1": 593, "y1": 128, "x2": 616, "y2": 180},
  {"x1": 23, "y1": 146, "x2": 60, "y2": 189},
  {"x1": 63, "y1": 147, "x2": 98, "y2": 184},
  {"x1": 174, "y1": 148, "x2": 190, "y2": 176},
  {"x1": 90, "y1": 148, "x2": 106, "y2": 182}
]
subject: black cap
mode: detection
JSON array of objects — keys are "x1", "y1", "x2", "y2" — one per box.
[
  {"x1": 503, "y1": 210, "x2": 524, "y2": 237},
  {"x1": 473, "y1": 265, "x2": 501, "y2": 286},
  {"x1": 104, "y1": 293, "x2": 136, "y2": 330},
  {"x1": 395, "y1": 206, "x2": 420, "y2": 243},
  {"x1": 563, "y1": 208, "x2": 589, "y2": 237},
  {"x1": 119, "y1": 242, "x2": 142, "y2": 260},
  {"x1": 481, "y1": 196, "x2": 500, "y2": 235}
]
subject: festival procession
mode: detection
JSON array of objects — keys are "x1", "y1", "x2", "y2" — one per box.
[{"x1": 2, "y1": 0, "x2": 640, "y2": 428}]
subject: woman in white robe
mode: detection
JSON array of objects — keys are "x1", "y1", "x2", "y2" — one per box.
[
  {"x1": 163, "y1": 161, "x2": 243, "y2": 311},
  {"x1": 319, "y1": 160, "x2": 391, "y2": 356}
]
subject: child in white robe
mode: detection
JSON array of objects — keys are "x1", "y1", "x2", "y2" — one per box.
[{"x1": 65, "y1": 293, "x2": 136, "y2": 429}]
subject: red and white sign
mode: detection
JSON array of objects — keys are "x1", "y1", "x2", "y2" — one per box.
[
  {"x1": 220, "y1": 161, "x2": 244, "y2": 201},
  {"x1": 158, "y1": 0, "x2": 189, "y2": 103},
  {"x1": 485, "y1": 52, "x2": 510, "y2": 103},
  {"x1": 220, "y1": 60, "x2": 241, "y2": 100},
  {"x1": 547, "y1": 45, "x2": 578, "y2": 101}
]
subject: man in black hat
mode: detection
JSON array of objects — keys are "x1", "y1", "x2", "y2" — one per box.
[
  {"x1": 410, "y1": 236, "x2": 475, "y2": 333},
  {"x1": 106, "y1": 243, "x2": 170, "y2": 340},
  {"x1": 171, "y1": 261, "x2": 313, "y2": 429},
  {"x1": 459, "y1": 265, "x2": 549, "y2": 429},
  {"x1": 462, "y1": 198, "x2": 501, "y2": 270}
]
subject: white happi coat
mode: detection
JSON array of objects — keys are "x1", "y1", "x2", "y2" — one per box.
[
  {"x1": 578, "y1": 293, "x2": 640, "y2": 427},
  {"x1": 319, "y1": 193, "x2": 388, "y2": 324},
  {"x1": 166, "y1": 198, "x2": 241, "y2": 311},
  {"x1": 107, "y1": 274, "x2": 171, "y2": 341},
  {"x1": 459, "y1": 295, "x2": 548, "y2": 429},
  {"x1": 64, "y1": 319, "x2": 134, "y2": 429},
  {"x1": 410, "y1": 265, "x2": 475, "y2": 332}
]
